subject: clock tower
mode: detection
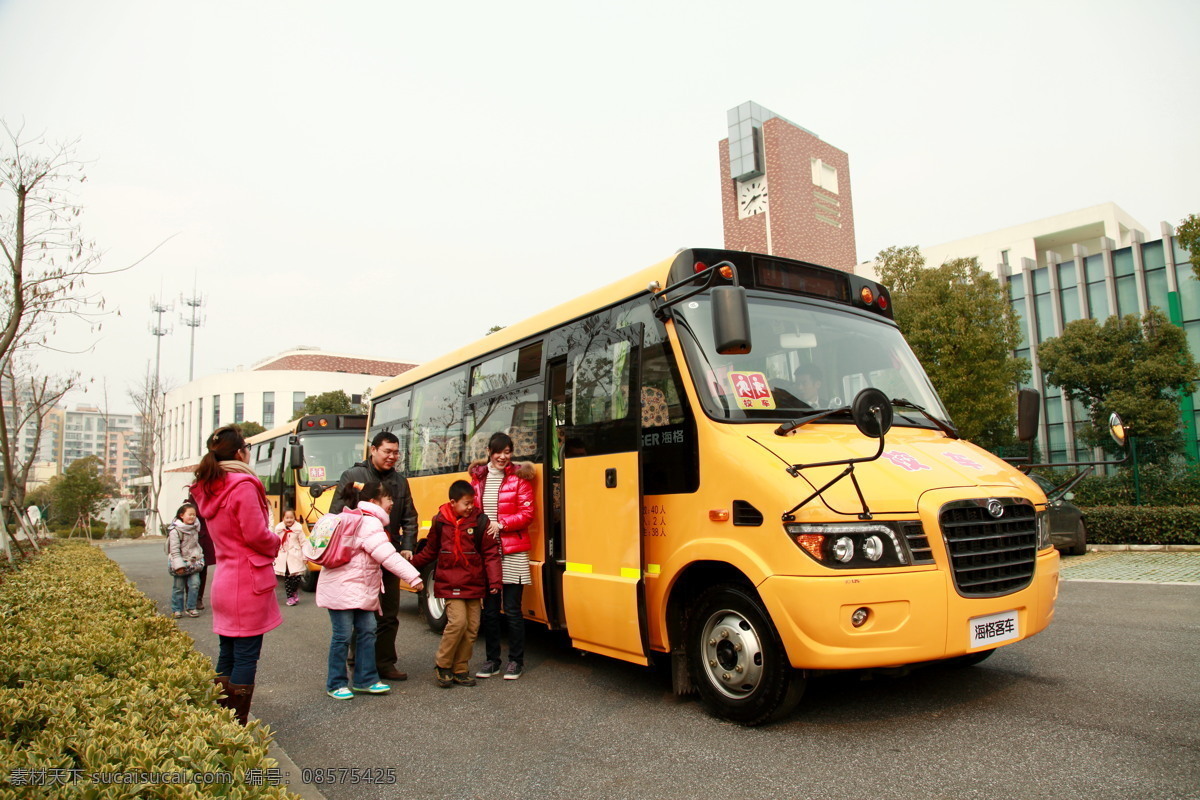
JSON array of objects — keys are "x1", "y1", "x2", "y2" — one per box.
[{"x1": 719, "y1": 102, "x2": 858, "y2": 272}]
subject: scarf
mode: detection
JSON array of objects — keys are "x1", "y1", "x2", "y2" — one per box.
[
  {"x1": 219, "y1": 460, "x2": 257, "y2": 477},
  {"x1": 171, "y1": 519, "x2": 201, "y2": 538}
]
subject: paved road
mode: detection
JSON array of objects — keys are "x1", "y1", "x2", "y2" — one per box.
[{"x1": 104, "y1": 541, "x2": 1200, "y2": 800}]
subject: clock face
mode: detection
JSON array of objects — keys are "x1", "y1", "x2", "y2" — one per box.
[{"x1": 737, "y1": 177, "x2": 768, "y2": 219}]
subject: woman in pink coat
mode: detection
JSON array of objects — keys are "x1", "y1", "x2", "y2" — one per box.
[
  {"x1": 317, "y1": 479, "x2": 423, "y2": 700},
  {"x1": 190, "y1": 425, "x2": 283, "y2": 725}
]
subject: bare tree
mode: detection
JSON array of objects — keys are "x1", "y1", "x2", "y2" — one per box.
[
  {"x1": 0, "y1": 358, "x2": 75, "y2": 505},
  {"x1": 129, "y1": 365, "x2": 169, "y2": 534},
  {"x1": 0, "y1": 122, "x2": 122, "y2": 361},
  {"x1": 0, "y1": 358, "x2": 75, "y2": 557}
]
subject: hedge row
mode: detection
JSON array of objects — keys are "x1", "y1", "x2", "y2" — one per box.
[
  {"x1": 1046, "y1": 463, "x2": 1200, "y2": 507},
  {"x1": 0, "y1": 542, "x2": 299, "y2": 799},
  {"x1": 1080, "y1": 506, "x2": 1200, "y2": 546}
]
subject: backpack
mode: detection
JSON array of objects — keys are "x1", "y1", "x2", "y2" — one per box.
[{"x1": 300, "y1": 509, "x2": 363, "y2": 569}]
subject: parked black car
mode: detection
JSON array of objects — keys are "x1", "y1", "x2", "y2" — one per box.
[{"x1": 1029, "y1": 473, "x2": 1088, "y2": 556}]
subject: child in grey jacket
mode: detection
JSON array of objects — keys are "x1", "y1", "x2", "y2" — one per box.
[{"x1": 167, "y1": 503, "x2": 206, "y2": 618}]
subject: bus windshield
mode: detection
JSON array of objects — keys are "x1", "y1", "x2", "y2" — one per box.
[
  {"x1": 674, "y1": 293, "x2": 950, "y2": 427},
  {"x1": 297, "y1": 431, "x2": 363, "y2": 484}
]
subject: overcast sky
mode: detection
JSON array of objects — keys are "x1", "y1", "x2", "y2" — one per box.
[{"x1": 2, "y1": 0, "x2": 1197, "y2": 414}]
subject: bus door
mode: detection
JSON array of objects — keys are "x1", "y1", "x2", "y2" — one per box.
[{"x1": 560, "y1": 322, "x2": 649, "y2": 666}]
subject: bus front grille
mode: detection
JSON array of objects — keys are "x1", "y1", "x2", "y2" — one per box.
[
  {"x1": 900, "y1": 522, "x2": 935, "y2": 564},
  {"x1": 939, "y1": 499, "x2": 1037, "y2": 597}
]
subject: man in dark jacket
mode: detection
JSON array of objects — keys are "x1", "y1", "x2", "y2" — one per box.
[{"x1": 330, "y1": 430, "x2": 418, "y2": 680}]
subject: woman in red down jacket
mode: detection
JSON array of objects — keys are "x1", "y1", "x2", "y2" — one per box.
[
  {"x1": 190, "y1": 425, "x2": 282, "y2": 725},
  {"x1": 469, "y1": 432, "x2": 536, "y2": 681}
]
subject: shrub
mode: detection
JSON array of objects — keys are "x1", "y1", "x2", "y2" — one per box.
[
  {"x1": 1039, "y1": 462, "x2": 1200, "y2": 507},
  {"x1": 1080, "y1": 506, "x2": 1200, "y2": 546},
  {"x1": 0, "y1": 542, "x2": 299, "y2": 799}
]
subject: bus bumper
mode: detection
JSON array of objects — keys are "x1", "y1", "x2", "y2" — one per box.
[{"x1": 756, "y1": 548, "x2": 1060, "y2": 671}]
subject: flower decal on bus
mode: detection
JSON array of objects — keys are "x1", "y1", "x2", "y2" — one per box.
[{"x1": 882, "y1": 451, "x2": 931, "y2": 471}]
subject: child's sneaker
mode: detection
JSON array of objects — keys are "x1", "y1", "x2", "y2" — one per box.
[
  {"x1": 475, "y1": 659, "x2": 502, "y2": 678},
  {"x1": 326, "y1": 687, "x2": 353, "y2": 700},
  {"x1": 435, "y1": 667, "x2": 454, "y2": 688},
  {"x1": 452, "y1": 672, "x2": 477, "y2": 687},
  {"x1": 286, "y1": 596, "x2": 299, "y2": 606},
  {"x1": 503, "y1": 661, "x2": 523, "y2": 680},
  {"x1": 351, "y1": 682, "x2": 391, "y2": 694}
]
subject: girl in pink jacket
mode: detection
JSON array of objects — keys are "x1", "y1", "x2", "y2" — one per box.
[{"x1": 317, "y1": 479, "x2": 423, "y2": 700}]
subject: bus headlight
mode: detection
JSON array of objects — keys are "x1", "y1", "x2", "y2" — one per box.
[
  {"x1": 1036, "y1": 510, "x2": 1051, "y2": 550},
  {"x1": 785, "y1": 522, "x2": 912, "y2": 568},
  {"x1": 862, "y1": 535, "x2": 885, "y2": 562},
  {"x1": 832, "y1": 536, "x2": 855, "y2": 563}
]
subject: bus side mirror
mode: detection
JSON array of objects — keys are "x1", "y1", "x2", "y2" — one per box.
[
  {"x1": 1017, "y1": 389, "x2": 1040, "y2": 442},
  {"x1": 1108, "y1": 412, "x2": 1129, "y2": 448},
  {"x1": 289, "y1": 443, "x2": 304, "y2": 470},
  {"x1": 712, "y1": 285, "x2": 752, "y2": 355}
]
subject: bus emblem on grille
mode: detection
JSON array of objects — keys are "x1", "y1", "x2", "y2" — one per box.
[{"x1": 986, "y1": 499, "x2": 1004, "y2": 518}]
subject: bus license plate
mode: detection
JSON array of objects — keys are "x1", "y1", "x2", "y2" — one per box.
[{"x1": 968, "y1": 610, "x2": 1020, "y2": 649}]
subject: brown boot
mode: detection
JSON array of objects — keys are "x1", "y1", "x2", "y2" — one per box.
[
  {"x1": 228, "y1": 682, "x2": 255, "y2": 726},
  {"x1": 213, "y1": 676, "x2": 237, "y2": 715}
]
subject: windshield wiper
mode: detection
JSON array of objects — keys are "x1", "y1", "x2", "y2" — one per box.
[
  {"x1": 890, "y1": 397, "x2": 958, "y2": 438},
  {"x1": 774, "y1": 406, "x2": 852, "y2": 436}
]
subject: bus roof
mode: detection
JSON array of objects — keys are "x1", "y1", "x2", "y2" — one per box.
[{"x1": 369, "y1": 254, "x2": 676, "y2": 399}]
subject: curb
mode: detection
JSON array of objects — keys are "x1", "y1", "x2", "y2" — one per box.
[
  {"x1": 266, "y1": 738, "x2": 326, "y2": 800},
  {"x1": 1087, "y1": 544, "x2": 1200, "y2": 552}
]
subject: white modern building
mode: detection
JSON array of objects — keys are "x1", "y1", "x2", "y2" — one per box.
[
  {"x1": 857, "y1": 202, "x2": 1153, "y2": 279},
  {"x1": 160, "y1": 347, "x2": 414, "y2": 473}
]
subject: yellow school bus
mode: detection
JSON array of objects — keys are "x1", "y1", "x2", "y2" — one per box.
[
  {"x1": 247, "y1": 414, "x2": 367, "y2": 590},
  {"x1": 367, "y1": 248, "x2": 1057, "y2": 725}
]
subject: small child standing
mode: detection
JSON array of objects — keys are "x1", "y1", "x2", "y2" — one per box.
[
  {"x1": 410, "y1": 480, "x2": 502, "y2": 687},
  {"x1": 316, "y1": 479, "x2": 424, "y2": 700},
  {"x1": 273, "y1": 509, "x2": 306, "y2": 606},
  {"x1": 167, "y1": 503, "x2": 205, "y2": 619}
]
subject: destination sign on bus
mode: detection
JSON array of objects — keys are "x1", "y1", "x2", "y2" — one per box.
[{"x1": 753, "y1": 257, "x2": 850, "y2": 302}]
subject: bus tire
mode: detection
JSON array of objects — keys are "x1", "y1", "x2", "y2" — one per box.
[
  {"x1": 416, "y1": 565, "x2": 447, "y2": 633},
  {"x1": 301, "y1": 568, "x2": 319, "y2": 593},
  {"x1": 686, "y1": 583, "x2": 805, "y2": 726}
]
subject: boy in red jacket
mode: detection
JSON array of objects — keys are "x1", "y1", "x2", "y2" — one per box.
[{"x1": 409, "y1": 480, "x2": 502, "y2": 687}]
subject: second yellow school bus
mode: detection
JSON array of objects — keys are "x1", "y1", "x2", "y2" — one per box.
[
  {"x1": 247, "y1": 414, "x2": 367, "y2": 591},
  {"x1": 367, "y1": 248, "x2": 1057, "y2": 725}
]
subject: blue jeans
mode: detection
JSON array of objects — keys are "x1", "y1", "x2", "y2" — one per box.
[
  {"x1": 217, "y1": 634, "x2": 264, "y2": 685},
  {"x1": 328, "y1": 609, "x2": 380, "y2": 691},
  {"x1": 171, "y1": 571, "x2": 200, "y2": 613}
]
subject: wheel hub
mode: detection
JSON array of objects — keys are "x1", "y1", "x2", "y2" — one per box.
[{"x1": 700, "y1": 610, "x2": 765, "y2": 699}]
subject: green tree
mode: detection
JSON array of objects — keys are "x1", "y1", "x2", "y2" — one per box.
[
  {"x1": 1177, "y1": 214, "x2": 1200, "y2": 280},
  {"x1": 291, "y1": 390, "x2": 355, "y2": 421},
  {"x1": 237, "y1": 421, "x2": 266, "y2": 438},
  {"x1": 1038, "y1": 310, "x2": 1199, "y2": 457},
  {"x1": 875, "y1": 246, "x2": 1029, "y2": 449},
  {"x1": 50, "y1": 455, "x2": 117, "y2": 526}
]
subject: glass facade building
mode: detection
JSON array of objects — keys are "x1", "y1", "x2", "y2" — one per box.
[{"x1": 1002, "y1": 227, "x2": 1198, "y2": 463}]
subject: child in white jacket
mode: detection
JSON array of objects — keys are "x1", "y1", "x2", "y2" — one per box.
[
  {"x1": 273, "y1": 509, "x2": 307, "y2": 606},
  {"x1": 316, "y1": 479, "x2": 422, "y2": 699}
]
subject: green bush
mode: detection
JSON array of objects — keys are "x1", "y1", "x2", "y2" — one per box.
[
  {"x1": 1045, "y1": 462, "x2": 1200, "y2": 507},
  {"x1": 0, "y1": 542, "x2": 298, "y2": 799},
  {"x1": 1080, "y1": 506, "x2": 1200, "y2": 545}
]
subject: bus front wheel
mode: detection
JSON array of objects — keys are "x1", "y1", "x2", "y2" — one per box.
[
  {"x1": 687, "y1": 584, "x2": 805, "y2": 726},
  {"x1": 301, "y1": 568, "x2": 319, "y2": 593},
  {"x1": 416, "y1": 565, "x2": 447, "y2": 633}
]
